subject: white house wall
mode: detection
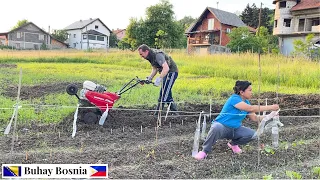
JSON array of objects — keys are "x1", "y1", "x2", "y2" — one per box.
[
  {"x1": 85, "y1": 20, "x2": 110, "y2": 36},
  {"x1": 66, "y1": 29, "x2": 82, "y2": 49},
  {"x1": 66, "y1": 20, "x2": 111, "y2": 50},
  {"x1": 279, "y1": 36, "x2": 304, "y2": 56}
]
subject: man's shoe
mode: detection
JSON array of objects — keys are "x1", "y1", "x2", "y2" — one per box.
[
  {"x1": 169, "y1": 102, "x2": 179, "y2": 116},
  {"x1": 227, "y1": 142, "x2": 242, "y2": 154},
  {"x1": 194, "y1": 151, "x2": 207, "y2": 160},
  {"x1": 154, "y1": 110, "x2": 161, "y2": 116}
]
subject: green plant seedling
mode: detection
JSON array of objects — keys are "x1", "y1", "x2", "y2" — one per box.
[
  {"x1": 263, "y1": 174, "x2": 273, "y2": 180},
  {"x1": 286, "y1": 170, "x2": 302, "y2": 179},
  {"x1": 312, "y1": 167, "x2": 320, "y2": 179}
]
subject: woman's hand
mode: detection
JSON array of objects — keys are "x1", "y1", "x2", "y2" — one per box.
[{"x1": 270, "y1": 104, "x2": 280, "y2": 111}]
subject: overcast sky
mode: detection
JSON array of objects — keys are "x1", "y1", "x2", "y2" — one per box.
[{"x1": 0, "y1": 0, "x2": 274, "y2": 33}]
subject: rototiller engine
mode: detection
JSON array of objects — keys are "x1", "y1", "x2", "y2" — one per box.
[{"x1": 66, "y1": 77, "x2": 152, "y2": 125}]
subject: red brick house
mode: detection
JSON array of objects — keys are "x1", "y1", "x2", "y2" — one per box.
[
  {"x1": 186, "y1": 7, "x2": 253, "y2": 53},
  {"x1": 0, "y1": 35, "x2": 6, "y2": 45},
  {"x1": 112, "y1": 28, "x2": 126, "y2": 40}
]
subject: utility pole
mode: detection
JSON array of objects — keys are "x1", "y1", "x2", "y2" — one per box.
[
  {"x1": 86, "y1": 26, "x2": 89, "y2": 50},
  {"x1": 257, "y1": 2, "x2": 263, "y2": 36}
]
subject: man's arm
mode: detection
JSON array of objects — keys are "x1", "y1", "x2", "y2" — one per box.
[
  {"x1": 149, "y1": 66, "x2": 158, "y2": 80},
  {"x1": 155, "y1": 53, "x2": 169, "y2": 78},
  {"x1": 159, "y1": 62, "x2": 169, "y2": 78}
]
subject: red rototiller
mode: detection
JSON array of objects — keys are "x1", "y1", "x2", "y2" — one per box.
[{"x1": 66, "y1": 77, "x2": 152, "y2": 128}]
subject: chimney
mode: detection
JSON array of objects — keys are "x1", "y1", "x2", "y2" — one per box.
[
  {"x1": 80, "y1": 19, "x2": 82, "y2": 22},
  {"x1": 48, "y1": 26, "x2": 50, "y2": 34},
  {"x1": 90, "y1": 18, "x2": 92, "y2": 20}
]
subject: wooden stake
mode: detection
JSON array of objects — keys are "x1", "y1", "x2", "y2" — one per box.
[
  {"x1": 10, "y1": 68, "x2": 22, "y2": 160},
  {"x1": 257, "y1": 52, "x2": 262, "y2": 166}
]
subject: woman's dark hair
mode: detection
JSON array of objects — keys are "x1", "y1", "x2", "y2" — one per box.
[{"x1": 233, "y1": 80, "x2": 252, "y2": 95}]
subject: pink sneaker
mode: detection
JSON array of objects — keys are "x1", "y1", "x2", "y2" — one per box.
[
  {"x1": 194, "y1": 151, "x2": 207, "y2": 160},
  {"x1": 227, "y1": 142, "x2": 242, "y2": 154}
]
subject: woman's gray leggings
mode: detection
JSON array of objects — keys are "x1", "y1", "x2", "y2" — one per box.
[{"x1": 202, "y1": 121, "x2": 255, "y2": 153}]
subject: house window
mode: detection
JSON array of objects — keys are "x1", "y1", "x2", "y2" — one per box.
[
  {"x1": 16, "y1": 43, "x2": 20, "y2": 49},
  {"x1": 208, "y1": 19, "x2": 214, "y2": 30},
  {"x1": 73, "y1": 34, "x2": 76, "y2": 38},
  {"x1": 226, "y1": 28, "x2": 231, "y2": 33},
  {"x1": 39, "y1": 34, "x2": 45, "y2": 40},
  {"x1": 88, "y1": 35, "x2": 96, "y2": 40},
  {"x1": 17, "y1": 32, "x2": 21, "y2": 38},
  {"x1": 279, "y1": 1, "x2": 286, "y2": 8},
  {"x1": 83, "y1": 35, "x2": 87, "y2": 39},
  {"x1": 95, "y1": 25, "x2": 99, "y2": 30},
  {"x1": 97, "y1": 36, "x2": 104, "y2": 41},
  {"x1": 283, "y1": 19, "x2": 291, "y2": 27},
  {"x1": 312, "y1": 18, "x2": 320, "y2": 26},
  {"x1": 73, "y1": 43, "x2": 76, "y2": 48},
  {"x1": 274, "y1": 20, "x2": 278, "y2": 28},
  {"x1": 298, "y1": 19, "x2": 305, "y2": 31}
]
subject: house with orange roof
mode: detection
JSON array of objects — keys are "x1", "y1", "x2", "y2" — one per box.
[
  {"x1": 113, "y1": 28, "x2": 126, "y2": 40},
  {"x1": 185, "y1": 7, "x2": 256, "y2": 54},
  {"x1": 273, "y1": 0, "x2": 320, "y2": 55}
]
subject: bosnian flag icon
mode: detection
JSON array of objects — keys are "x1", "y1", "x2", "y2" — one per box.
[{"x1": 90, "y1": 166, "x2": 107, "y2": 177}]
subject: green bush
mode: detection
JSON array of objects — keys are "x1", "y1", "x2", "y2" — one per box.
[{"x1": 0, "y1": 45, "x2": 16, "y2": 50}]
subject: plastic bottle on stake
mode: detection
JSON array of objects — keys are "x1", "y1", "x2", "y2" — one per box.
[
  {"x1": 272, "y1": 116, "x2": 279, "y2": 148},
  {"x1": 201, "y1": 115, "x2": 207, "y2": 140},
  {"x1": 192, "y1": 112, "x2": 202, "y2": 157}
]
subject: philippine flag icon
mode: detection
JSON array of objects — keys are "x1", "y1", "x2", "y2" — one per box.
[
  {"x1": 90, "y1": 165, "x2": 107, "y2": 177},
  {"x1": 3, "y1": 166, "x2": 21, "y2": 177}
]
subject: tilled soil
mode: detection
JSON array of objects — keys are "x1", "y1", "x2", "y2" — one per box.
[{"x1": 0, "y1": 93, "x2": 319, "y2": 179}]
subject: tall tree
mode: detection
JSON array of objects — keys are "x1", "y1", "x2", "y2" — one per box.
[
  {"x1": 240, "y1": 4, "x2": 255, "y2": 27},
  {"x1": 144, "y1": 0, "x2": 183, "y2": 48},
  {"x1": 109, "y1": 33, "x2": 119, "y2": 48},
  {"x1": 122, "y1": 0, "x2": 184, "y2": 49},
  {"x1": 11, "y1": 19, "x2": 28, "y2": 30},
  {"x1": 227, "y1": 27, "x2": 261, "y2": 53},
  {"x1": 240, "y1": 4, "x2": 274, "y2": 33},
  {"x1": 178, "y1": 16, "x2": 196, "y2": 30},
  {"x1": 51, "y1": 30, "x2": 68, "y2": 42},
  {"x1": 123, "y1": 17, "x2": 144, "y2": 50}
]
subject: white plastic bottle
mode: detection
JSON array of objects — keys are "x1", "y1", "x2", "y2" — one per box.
[
  {"x1": 272, "y1": 125, "x2": 279, "y2": 148},
  {"x1": 192, "y1": 113, "x2": 202, "y2": 157},
  {"x1": 192, "y1": 126, "x2": 200, "y2": 157},
  {"x1": 201, "y1": 115, "x2": 207, "y2": 140}
]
